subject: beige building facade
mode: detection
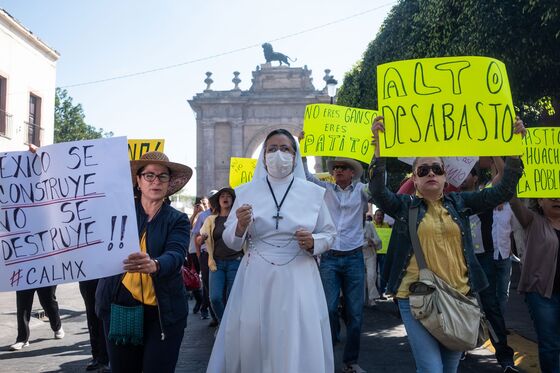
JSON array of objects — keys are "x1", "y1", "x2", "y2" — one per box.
[{"x1": 0, "y1": 9, "x2": 59, "y2": 152}]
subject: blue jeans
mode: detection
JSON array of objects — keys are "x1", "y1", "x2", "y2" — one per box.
[
  {"x1": 494, "y1": 256, "x2": 512, "y2": 316},
  {"x1": 476, "y1": 252, "x2": 514, "y2": 367},
  {"x1": 526, "y1": 292, "x2": 560, "y2": 373},
  {"x1": 209, "y1": 257, "x2": 241, "y2": 321},
  {"x1": 398, "y1": 299, "x2": 463, "y2": 373},
  {"x1": 320, "y1": 249, "x2": 365, "y2": 364}
]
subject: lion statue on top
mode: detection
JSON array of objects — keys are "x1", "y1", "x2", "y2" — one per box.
[{"x1": 262, "y1": 43, "x2": 297, "y2": 66}]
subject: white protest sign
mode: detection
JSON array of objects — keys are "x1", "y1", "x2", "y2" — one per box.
[
  {"x1": 0, "y1": 137, "x2": 139, "y2": 291},
  {"x1": 399, "y1": 156, "x2": 478, "y2": 187}
]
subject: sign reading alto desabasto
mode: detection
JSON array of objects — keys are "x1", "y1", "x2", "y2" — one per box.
[{"x1": 377, "y1": 56, "x2": 523, "y2": 157}]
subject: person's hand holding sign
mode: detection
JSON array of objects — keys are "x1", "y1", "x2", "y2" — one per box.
[
  {"x1": 508, "y1": 116, "x2": 527, "y2": 160},
  {"x1": 123, "y1": 252, "x2": 159, "y2": 274},
  {"x1": 371, "y1": 116, "x2": 385, "y2": 159},
  {"x1": 513, "y1": 116, "x2": 527, "y2": 138}
]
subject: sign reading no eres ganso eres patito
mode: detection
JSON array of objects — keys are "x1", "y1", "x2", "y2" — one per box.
[
  {"x1": 377, "y1": 56, "x2": 523, "y2": 157},
  {"x1": 0, "y1": 137, "x2": 139, "y2": 291},
  {"x1": 301, "y1": 104, "x2": 378, "y2": 164}
]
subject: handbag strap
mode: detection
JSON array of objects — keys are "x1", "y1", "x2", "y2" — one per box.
[
  {"x1": 409, "y1": 204, "x2": 499, "y2": 342},
  {"x1": 408, "y1": 205, "x2": 428, "y2": 270}
]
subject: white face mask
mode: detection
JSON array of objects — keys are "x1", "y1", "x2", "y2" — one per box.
[{"x1": 265, "y1": 151, "x2": 294, "y2": 178}]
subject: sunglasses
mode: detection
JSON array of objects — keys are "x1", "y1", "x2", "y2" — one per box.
[
  {"x1": 333, "y1": 165, "x2": 352, "y2": 171},
  {"x1": 415, "y1": 164, "x2": 445, "y2": 177}
]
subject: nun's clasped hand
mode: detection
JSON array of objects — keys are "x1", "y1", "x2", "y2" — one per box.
[
  {"x1": 295, "y1": 229, "x2": 314, "y2": 253},
  {"x1": 235, "y1": 204, "x2": 253, "y2": 237}
]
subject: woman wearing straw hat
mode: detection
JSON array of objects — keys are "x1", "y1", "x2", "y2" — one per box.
[
  {"x1": 200, "y1": 187, "x2": 242, "y2": 323},
  {"x1": 95, "y1": 151, "x2": 192, "y2": 373}
]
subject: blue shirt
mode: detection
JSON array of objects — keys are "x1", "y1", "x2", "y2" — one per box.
[
  {"x1": 192, "y1": 209, "x2": 212, "y2": 252},
  {"x1": 303, "y1": 161, "x2": 369, "y2": 251}
]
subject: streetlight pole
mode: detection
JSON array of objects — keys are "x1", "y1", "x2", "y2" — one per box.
[{"x1": 326, "y1": 77, "x2": 338, "y2": 104}]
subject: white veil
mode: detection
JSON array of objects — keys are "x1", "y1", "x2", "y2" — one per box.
[{"x1": 251, "y1": 132, "x2": 306, "y2": 183}]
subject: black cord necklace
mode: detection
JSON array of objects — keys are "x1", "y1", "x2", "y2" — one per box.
[{"x1": 266, "y1": 176, "x2": 295, "y2": 229}]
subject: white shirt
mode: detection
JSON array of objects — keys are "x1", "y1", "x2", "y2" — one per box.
[
  {"x1": 304, "y1": 162, "x2": 369, "y2": 251},
  {"x1": 469, "y1": 214, "x2": 485, "y2": 254},
  {"x1": 492, "y1": 202, "x2": 513, "y2": 260}
]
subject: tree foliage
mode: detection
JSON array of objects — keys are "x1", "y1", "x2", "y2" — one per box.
[
  {"x1": 54, "y1": 88, "x2": 112, "y2": 143},
  {"x1": 338, "y1": 0, "x2": 560, "y2": 190}
]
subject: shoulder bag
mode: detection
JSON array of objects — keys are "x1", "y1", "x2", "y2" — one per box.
[
  {"x1": 182, "y1": 259, "x2": 201, "y2": 290},
  {"x1": 407, "y1": 206, "x2": 489, "y2": 351},
  {"x1": 108, "y1": 273, "x2": 144, "y2": 346}
]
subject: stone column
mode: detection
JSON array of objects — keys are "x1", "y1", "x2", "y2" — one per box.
[
  {"x1": 200, "y1": 120, "x2": 215, "y2": 195},
  {"x1": 231, "y1": 120, "x2": 244, "y2": 157}
]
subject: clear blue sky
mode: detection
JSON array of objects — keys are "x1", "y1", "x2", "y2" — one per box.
[{"x1": 1, "y1": 0, "x2": 394, "y2": 195}]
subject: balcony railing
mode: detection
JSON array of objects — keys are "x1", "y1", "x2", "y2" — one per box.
[
  {"x1": 0, "y1": 108, "x2": 13, "y2": 139},
  {"x1": 24, "y1": 121, "x2": 43, "y2": 146}
]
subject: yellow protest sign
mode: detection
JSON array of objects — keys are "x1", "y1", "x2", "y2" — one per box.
[
  {"x1": 229, "y1": 157, "x2": 257, "y2": 188},
  {"x1": 128, "y1": 139, "x2": 165, "y2": 160},
  {"x1": 376, "y1": 227, "x2": 392, "y2": 255},
  {"x1": 377, "y1": 56, "x2": 523, "y2": 157},
  {"x1": 300, "y1": 104, "x2": 378, "y2": 164},
  {"x1": 516, "y1": 127, "x2": 560, "y2": 198}
]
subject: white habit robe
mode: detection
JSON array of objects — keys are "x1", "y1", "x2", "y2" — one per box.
[{"x1": 206, "y1": 170, "x2": 336, "y2": 373}]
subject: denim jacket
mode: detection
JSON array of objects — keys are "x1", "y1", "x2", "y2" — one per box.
[
  {"x1": 96, "y1": 201, "x2": 190, "y2": 336},
  {"x1": 368, "y1": 157, "x2": 523, "y2": 295}
]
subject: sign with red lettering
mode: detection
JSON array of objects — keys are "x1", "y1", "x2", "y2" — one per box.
[{"x1": 0, "y1": 137, "x2": 139, "y2": 291}]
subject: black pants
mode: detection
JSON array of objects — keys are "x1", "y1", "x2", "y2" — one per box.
[
  {"x1": 477, "y1": 252, "x2": 515, "y2": 366},
  {"x1": 188, "y1": 252, "x2": 201, "y2": 274},
  {"x1": 15, "y1": 286, "x2": 61, "y2": 342},
  {"x1": 103, "y1": 306, "x2": 184, "y2": 373},
  {"x1": 79, "y1": 280, "x2": 109, "y2": 364},
  {"x1": 199, "y1": 251, "x2": 217, "y2": 320}
]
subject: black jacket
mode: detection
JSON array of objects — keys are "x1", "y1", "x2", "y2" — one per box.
[
  {"x1": 96, "y1": 201, "x2": 190, "y2": 336},
  {"x1": 368, "y1": 157, "x2": 523, "y2": 295}
]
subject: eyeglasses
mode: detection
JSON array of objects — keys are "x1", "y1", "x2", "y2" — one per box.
[
  {"x1": 333, "y1": 165, "x2": 352, "y2": 171},
  {"x1": 140, "y1": 172, "x2": 170, "y2": 183},
  {"x1": 266, "y1": 145, "x2": 294, "y2": 154},
  {"x1": 415, "y1": 164, "x2": 445, "y2": 177}
]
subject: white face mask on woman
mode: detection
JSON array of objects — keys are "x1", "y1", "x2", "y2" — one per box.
[{"x1": 265, "y1": 151, "x2": 294, "y2": 178}]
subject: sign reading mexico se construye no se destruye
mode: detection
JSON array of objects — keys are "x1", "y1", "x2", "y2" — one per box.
[
  {"x1": 0, "y1": 137, "x2": 139, "y2": 291},
  {"x1": 377, "y1": 56, "x2": 523, "y2": 157}
]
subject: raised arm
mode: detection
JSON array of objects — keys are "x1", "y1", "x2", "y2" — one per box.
[
  {"x1": 368, "y1": 116, "x2": 408, "y2": 219},
  {"x1": 509, "y1": 197, "x2": 534, "y2": 229}
]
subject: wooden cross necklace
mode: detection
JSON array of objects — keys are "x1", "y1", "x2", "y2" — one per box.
[{"x1": 266, "y1": 176, "x2": 295, "y2": 229}]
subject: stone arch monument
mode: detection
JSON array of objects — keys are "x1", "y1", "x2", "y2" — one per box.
[{"x1": 188, "y1": 63, "x2": 334, "y2": 196}]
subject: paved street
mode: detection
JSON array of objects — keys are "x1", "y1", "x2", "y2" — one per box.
[{"x1": 0, "y1": 263, "x2": 540, "y2": 372}]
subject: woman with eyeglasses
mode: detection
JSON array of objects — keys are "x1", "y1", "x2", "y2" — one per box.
[
  {"x1": 509, "y1": 196, "x2": 560, "y2": 372},
  {"x1": 368, "y1": 116, "x2": 525, "y2": 373},
  {"x1": 95, "y1": 151, "x2": 191, "y2": 373},
  {"x1": 206, "y1": 128, "x2": 336, "y2": 373}
]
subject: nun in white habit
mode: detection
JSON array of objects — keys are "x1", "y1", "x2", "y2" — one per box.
[{"x1": 206, "y1": 129, "x2": 335, "y2": 373}]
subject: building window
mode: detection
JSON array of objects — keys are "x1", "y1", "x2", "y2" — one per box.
[
  {"x1": 0, "y1": 76, "x2": 7, "y2": 136},
  {"x1": 27, "y1": 93, "x2": 42, "y2": 146}
]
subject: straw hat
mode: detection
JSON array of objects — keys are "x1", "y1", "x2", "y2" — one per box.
[
  {"x1": 130, "y1": 151, "x2": 192, "y2": 197},
  {"x1": 326, "y1": 157, "x2": 364, "y2": 181}
]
